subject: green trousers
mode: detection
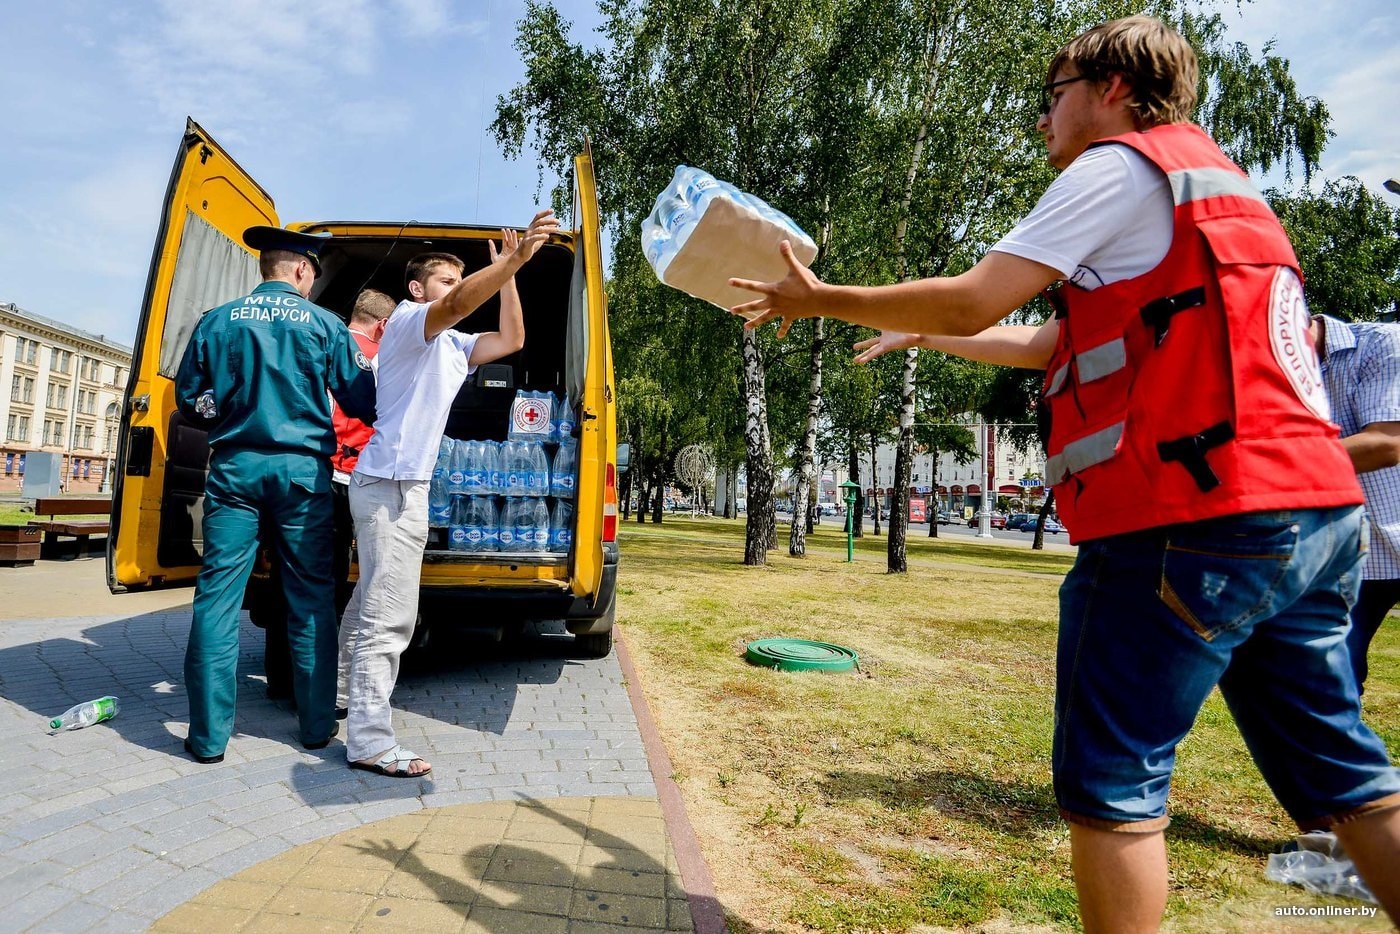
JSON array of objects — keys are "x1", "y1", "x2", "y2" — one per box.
[{"x1": 185, "y1": 448, "x2": 337, "y2": 756}]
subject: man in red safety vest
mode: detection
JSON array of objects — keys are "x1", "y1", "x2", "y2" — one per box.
[{"x1": 731, "y1": 15, "x2": 1400, "y2": 930}]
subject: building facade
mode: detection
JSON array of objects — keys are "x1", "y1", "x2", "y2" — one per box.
[
  {"x1": 813, "y1": 424, "x2": 1047, "y2": 516},
  {"x1": 0, "y1": 302, "x2": 132, "y2": 495}
]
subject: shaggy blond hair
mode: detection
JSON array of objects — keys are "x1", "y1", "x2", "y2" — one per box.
[{"x1": 1048, "y1": 15, "x2": 1198, "y2": 128}]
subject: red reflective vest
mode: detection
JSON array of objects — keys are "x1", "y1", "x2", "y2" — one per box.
[
  {"x1": 1041, "y1": 124, "x2": 1360, "y2": 543},
  {"x1": 329, "y1": 329, "x2": 378, "y2": 476}
]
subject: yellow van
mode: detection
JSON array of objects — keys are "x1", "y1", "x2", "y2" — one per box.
[{"x1": 108, "y1": 120, "x2": 624, "y2": 656}]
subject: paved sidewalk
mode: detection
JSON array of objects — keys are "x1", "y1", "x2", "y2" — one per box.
[{"x1": 0, "y1": 558, "x2": 704, "y2": 931}]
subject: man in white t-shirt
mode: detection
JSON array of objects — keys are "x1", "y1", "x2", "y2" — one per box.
[
  {"x1": 341, "y1": 210, "x2": 560, "y2": 778},
  {"x1": 729, "y1": 15, "x2": 1400, "y2": 931}
]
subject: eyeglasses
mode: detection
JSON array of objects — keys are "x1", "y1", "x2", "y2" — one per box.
[{"x1": 1039, "y1": 75, "x2": 1091, "y2": 114}]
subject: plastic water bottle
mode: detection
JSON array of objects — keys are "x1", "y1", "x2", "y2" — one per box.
[
  {"x1": 526, "y1": 441, "x2": 550, "y2": 496},
  {"x1": 469, "y1": 496, "x2": 499, "y2": 552},
  {"x1": 432, "y1": 437, "x2": 452, "y2": 483},
  {"x1": 520, "y1": 498, "x2": 550, "y2": 552},
  {"x1": 483, "y1": 441, "x2": 502, "y2": 495},
  {"x1": 428, "y1": 474, "x2": 452, "y2": 527},
  {"x1": 447, "y1": 495, "x2": 471, "y2": 551},
  {"x1": 498, "y1": 498, "x2": 520, "y2": 551},
  {"x1": 49, "y1": 696, "x2": 119, "y2": 732},
  {"x1": 556, "y1": 393, "x2": 576, "y2": 442},
  {"x1": 550, "y1": 440, "x2": 577, "y2": 499},
  {"x1": 549, "y1": 500, "x2": 574, "y2": 554},
  {"x1": 500, "y1": 441, "x2": 525, "y2": 496},
  {"x1": 447, "y1": 439, "x2": 469, "y2": 494}
]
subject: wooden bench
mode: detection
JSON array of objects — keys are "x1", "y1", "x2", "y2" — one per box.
[{"x1": 29, "y1": 497, "x2": 111, "y2": 558}]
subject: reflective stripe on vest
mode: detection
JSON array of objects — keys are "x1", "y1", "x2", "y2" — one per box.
[
  {"x1": 1076, "y1": 338, "x2": 1126, "y2": 384},
  {"x1": 1046, "y1": 421, "x2": 1124, "y2": 484},
  {"x1": 1046, "y1": 362, "x2": 1070, "y2": 397},
  {"x1": 1167, "y1": 167, "x2": 1269, "y2": 207}
]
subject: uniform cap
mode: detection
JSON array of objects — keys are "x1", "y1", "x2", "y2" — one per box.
[{"x1": 243, "y1": 225, "x2": 332, "y2": 275}]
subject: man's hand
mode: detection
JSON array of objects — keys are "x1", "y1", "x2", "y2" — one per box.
[
  {"x1": 490, "y1": 227, "x2": 521, "y2": 268},
  {"x1": 728, "y1": 240, "x2": 826, "y2": 339},
  {"x1": 510, "y1": 209, "x2": 561, "y2": 266},
  {"x1": 854, "y1": 332, "x2": 920, "y2": 364}
]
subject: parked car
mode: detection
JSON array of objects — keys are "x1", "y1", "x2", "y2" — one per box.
[
  {"x1": 1005, "y1": 513, "x2": 1035, "y2": 530},
  {"x1": 967, "y1": 512, "x2": 1007, "y2": 529},
  {"x1": 1021, "y1": 517, "x2": 1066, "y2": 534},
  {"x1": 936, "y1": 510, "x2": 954, "y2": 525}
]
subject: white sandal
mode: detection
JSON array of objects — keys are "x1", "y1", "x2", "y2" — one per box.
[{"x1": 350, "y1": 744, "x2": 431, "y2": 777}]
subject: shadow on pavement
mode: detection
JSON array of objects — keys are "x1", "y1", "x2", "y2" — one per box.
[{"x1": 0, "y1": 608, "x2": 590, "y2": 780}]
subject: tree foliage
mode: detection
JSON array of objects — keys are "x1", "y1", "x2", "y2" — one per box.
[{"x1": 1269, "y1": 177, "x2": 1400, "y2": 322}]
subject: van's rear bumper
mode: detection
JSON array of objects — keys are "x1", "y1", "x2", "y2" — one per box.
[{"x1": 420, "y1": 540, "x2": 618, "y2": 625}]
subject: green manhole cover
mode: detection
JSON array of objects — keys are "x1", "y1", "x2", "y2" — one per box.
[{"x1": 746, "y1": 638, "x2": 858, "y2": 672}]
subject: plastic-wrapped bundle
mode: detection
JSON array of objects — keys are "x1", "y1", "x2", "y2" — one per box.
[{"x1": 640, "y1": 165, "x2": 817, "y2": 313}]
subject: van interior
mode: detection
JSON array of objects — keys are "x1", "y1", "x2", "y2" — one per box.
[{"x1": 153, "y1": 225, "x2": 581, "y2": 564}]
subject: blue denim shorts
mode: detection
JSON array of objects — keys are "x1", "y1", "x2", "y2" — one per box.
[{"x1": 1055, "y1": 506, "x2": 1400, "y2": 832}]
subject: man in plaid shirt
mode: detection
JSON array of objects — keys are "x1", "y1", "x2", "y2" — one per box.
[{"x1": 1315, "y1": 313, "x2": 1400, "y2": 693}]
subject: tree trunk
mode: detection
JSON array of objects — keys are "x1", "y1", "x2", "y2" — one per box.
[
  {"x1": 726, "y1": 465, "x2": 738, "y2": 519},
  {"x1": 889, "y1": 348, "x2": 917, "y2": 572},
  {"x1": 742, "y1": 328, "x2": 776, "y2": 565},
  {"x1": 869, "y1": 432, "x2": 881, "y2": 537},
  {"x1": 637, "y1": 477, "x2": 651, "y2": 523},
  {"x1": 928, "y1": 443, "x2": 940, "y2": 538},
  {"x1": 652, "y1": 467, "x2": 665, "y2": 524},
  {"x1": 1033, "y1": 490, "x2": 1055, "y2": 551},
  {"x1": 789, "y1": 318, "x2": 825, "y2": 557},
  {"x1": 847, "y1": 436, "x2": 864, "y2": 538},
  {"x1": 620, "y1": 461, "x2": 634, "y2": 522}
]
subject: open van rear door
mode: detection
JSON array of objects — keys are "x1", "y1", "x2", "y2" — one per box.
[
  {"x1": 568, "y1": 142, "x2": 615, "y2": 605},
  {"x1": 108, "y1": 119, "x2": 276, "y2": 591}
]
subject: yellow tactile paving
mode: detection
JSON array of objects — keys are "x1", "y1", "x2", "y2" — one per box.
[{"x1": 152, "y1": 797, "x2": 695, "y2": 933}]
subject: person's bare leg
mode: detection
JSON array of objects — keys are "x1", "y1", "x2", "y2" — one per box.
[
  {"x1": 1333, "y1": 807, "x2": 1400, "y2": 924},
  {"x1": 1071, "y1": 824, "x2": 1168, "y2": 933}
]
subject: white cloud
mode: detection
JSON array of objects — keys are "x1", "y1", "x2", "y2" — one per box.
[{"x1": 388, "y1": 0, "x2": 488, "y2": 39}]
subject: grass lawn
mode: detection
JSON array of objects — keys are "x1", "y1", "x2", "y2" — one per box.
[
  {"x1": 616, "y1": 516, "x2": 1397, "y2": 932},
  {"x1": 0, "y1": 502, "x2": 109, "y2": 524}
]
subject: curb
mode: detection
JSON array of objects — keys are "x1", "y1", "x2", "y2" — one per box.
[{"x1": 615, "y1": 627, "x2": 728, "y2": 934}]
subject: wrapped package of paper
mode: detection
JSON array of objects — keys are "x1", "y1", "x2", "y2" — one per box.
[{"x1": 641, "y1": 165, "x2": 817, "y2": 315}]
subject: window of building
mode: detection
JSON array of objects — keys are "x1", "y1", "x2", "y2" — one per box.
[
  {"x1": 21, "y1": 377, "x2": 34, "y2": 404},
  {"x1": 13, "y1": 337, "x2": 40, "y2": 365},
  {"x1": 50, "y1": 348, "x2": 71, "y2": 373},
  {"x1": 9, "y1": 375, "x2": 17, "y2": 398},
  {"x1": 45, "y1": 383, "x2": 68, "y2": 410},
  {"x1": 7, "y1": 415, "x2": 30, "y2": 442}
]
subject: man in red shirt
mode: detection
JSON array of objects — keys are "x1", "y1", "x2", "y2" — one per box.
[{"x1": 265, "y1": 289, "x2": 394, "y2": 703}]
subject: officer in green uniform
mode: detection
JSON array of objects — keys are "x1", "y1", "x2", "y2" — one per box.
[{"x1": 175, "y1": 225, "x2": 376, "y2": 763}]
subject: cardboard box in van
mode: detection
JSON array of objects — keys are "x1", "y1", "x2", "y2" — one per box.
[{"x1": 106, "y1": 120, "x2": 624, "y2": 657}]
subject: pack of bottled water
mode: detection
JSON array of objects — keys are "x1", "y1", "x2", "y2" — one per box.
[
  {"x1": 509, "y1": 390, "x2": 554, "y2": 441},
  {"x1": 428, "y1": 394, "x2": 577, "y2": 553},
  {"x1": 641, "y1": 165, "x2": 817, "y2": 312}
]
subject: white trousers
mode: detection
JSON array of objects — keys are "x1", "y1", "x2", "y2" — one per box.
[{"x1": 340, "y1": 473, "x2": 428, "y2": 763}]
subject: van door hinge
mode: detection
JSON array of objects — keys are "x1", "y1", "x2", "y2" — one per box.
[
  {"x1": 131, "y1": 394, "x2": 150, "y2": 412},
  {"x1": 604, "y1": 385, "x2": 613, "y2": 403}
]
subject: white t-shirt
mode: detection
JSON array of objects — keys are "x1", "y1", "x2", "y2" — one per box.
[
  {"x1": 991, "y1": 143, "x2": 1173, "y2": 290},
  {"x1": 354, "y1": 301, "x2": 479, "y2": 481}
]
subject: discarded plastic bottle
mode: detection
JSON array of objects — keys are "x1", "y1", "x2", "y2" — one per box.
[{"x1": 49, "y1": 696, "x2": 119, "y2": 732}]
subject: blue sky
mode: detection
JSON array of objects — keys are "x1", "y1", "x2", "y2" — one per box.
[{"x1": 1, "y1": 0, "x2": 1395, "y2": 349}]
